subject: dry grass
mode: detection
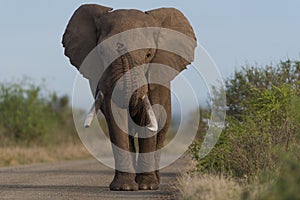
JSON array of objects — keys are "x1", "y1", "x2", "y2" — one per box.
[
  {"x1": 177, "y1": 173, "x2": 243, "y2": 200},
  {"x1": 176, "y1": 160, "x2": 243, "y2": 200},
  {"x1": 0, "y1": 143, "x2": 91, "y2": 167}
]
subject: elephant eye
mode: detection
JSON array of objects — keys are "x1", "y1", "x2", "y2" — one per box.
[{"x1": 145, "y1": 49, "x2": 153, "y2": 61}]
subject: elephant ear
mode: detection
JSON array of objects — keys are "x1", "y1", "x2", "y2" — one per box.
[
  {"x1": 145, "y1": 8, "x2": 197, "y2": 89},
  {"x1": 62, "y1": 4, "x2": 112, "y2": 70}
]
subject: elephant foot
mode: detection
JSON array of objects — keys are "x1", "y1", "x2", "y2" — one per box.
[
  {"x1": 136, "y1": 172, "x2": 159, "y2": 190},
  {"x1": 109, "y1": 171, "x2": 138, "y2": 191}
]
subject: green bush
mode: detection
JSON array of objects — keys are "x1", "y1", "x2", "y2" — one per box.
[
  {"x1": 241, "y1": 138, "x2": 300, "y2": 200},
  {"x1": 260, "y1": 146, "x2": 300, "y2": 199},
  {"x1": 226, "y1": 60, "x2": 300, "y2": 117},
  {"x1": 0, "y1": 80, "x2": 79, "y2": 146},
  {"x1": 190, "y1": 60, "x2": 300, "y2": 178}
]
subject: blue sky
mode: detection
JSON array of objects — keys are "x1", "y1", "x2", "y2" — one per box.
[{"x1": 0, "y1": 1, "x2": 299, "y2": 109}]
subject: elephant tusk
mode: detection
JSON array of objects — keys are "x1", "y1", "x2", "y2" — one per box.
[
  {"x1": 84, "y1": 91, "x2": 104, "y2": 128},
  {"x1": 143, "y1": 95, "x2": 158, "y2": 132},
  {"x1": 84, "y1": 105, "x2": 96, "y2": 128}
]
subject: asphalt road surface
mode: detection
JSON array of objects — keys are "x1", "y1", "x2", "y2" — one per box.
[{"x1": 0, "y1": 156, "x2": 190, "y2": 200}]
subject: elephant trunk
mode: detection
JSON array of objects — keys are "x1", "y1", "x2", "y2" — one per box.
[
  {"x1": 120, "y1": 54, "x2": 158, "y2": 132},
  {"x1": 120, "y1": 54, "x2": 135, "y2": 108}
]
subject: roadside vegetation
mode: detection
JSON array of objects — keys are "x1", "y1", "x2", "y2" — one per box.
[
  {"x1": 0, "y1": 79, "x2": 90, "y2": 167},
  {"x1": 1, "y1": 60, "x2": 299, "y2": 198},
  {"x1": 182, "y1": 59, "x2": 300, "y2": 199}
]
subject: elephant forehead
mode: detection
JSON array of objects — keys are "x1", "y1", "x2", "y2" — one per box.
[
  {"x1": 100, "y1": 9, "x2": 157, "y2": 31},
  {"x1": 97, "y1": 9, "x2": 159, "y2": 43},
  {"x1": 95, "y1": 28, "x2": 159, "y2": 67},
  {"x1": 98, "y1": 27, "x2": 158, "y2": 51}
]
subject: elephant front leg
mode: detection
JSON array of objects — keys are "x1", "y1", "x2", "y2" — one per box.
[
  {"x1": 137, "y1": 123, "x2": 170, "y2": 188},
  {"x1": 109, "y1": 133, "x2": 138, "y2": 191},
  {"x1": 154, "y1": 124, "x2": 170, "y2": 184},
  {"x1": 136, "y1": 135, "x2": 159, "y2": 190},
  {"x1": 105, "y1": 105, "x2": 138, "y2": 191}
]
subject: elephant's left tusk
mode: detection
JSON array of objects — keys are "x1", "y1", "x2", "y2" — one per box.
[
  {"x1": 143, "y1": 95, "x2": 158, "y2": 132},
  {"x1": 84, "y1": 91, "x2": 103, "y2": 128}
]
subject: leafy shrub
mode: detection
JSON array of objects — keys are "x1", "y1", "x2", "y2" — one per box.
[
  {"x1": 259, "y1": 145, "x2": 300, "y2": 199},
  {"x1": 0, "y1": 79, "x2": 78, "y2": 146},
  {"x1": 241, "y1": 139, "x2": 300, "y2": 200},
  {"x1": 190, "y1": 60, "x2": 300, "y2": 178},
  {"x1": 226, "y1": 60, "x2": 299, "y2": 117}
]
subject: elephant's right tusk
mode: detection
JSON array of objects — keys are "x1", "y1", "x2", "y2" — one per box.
[{"x1": 84, "y1": 91, "x2": 104, "y2": 128}]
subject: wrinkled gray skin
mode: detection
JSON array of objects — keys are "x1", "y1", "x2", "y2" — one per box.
[{"x1": 62, "y1": 4, "x2": 196, "y2": 191}]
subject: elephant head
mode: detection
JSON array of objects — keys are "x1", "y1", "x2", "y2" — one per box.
[{"x1": 62, "y1": 4, "x2": 196, "y2": 191}]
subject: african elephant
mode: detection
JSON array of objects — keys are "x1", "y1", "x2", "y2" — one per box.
[{"x1": 62, "y1": 4, "x2": 196, "y2": 191}]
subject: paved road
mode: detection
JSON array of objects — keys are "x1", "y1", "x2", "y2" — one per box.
[{"x1": 0, "y1": 156, "x2": 189, "y2": 199}]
